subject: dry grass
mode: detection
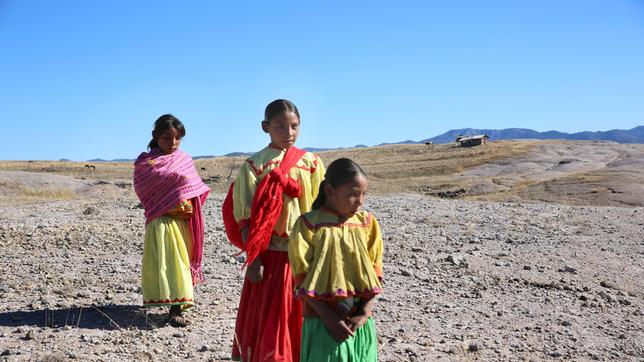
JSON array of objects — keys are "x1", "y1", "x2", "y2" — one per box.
[
  {"x1": 0, "y1": 141, "x2": 565, "y2": 200},
  {"x1": 18, "y1": 187, "x2": 76, "y2": 200},
  {"x1": 315, "y1": 141, "x2": 539, "y2": 194},
  {"x1": 0, "y1": 141, "x2": 536, "y2": 194},
  {"x1": 193, "y1": 141, "x2": 539, "y2": 194},
  {"x1": 0, "y1": 185, "x2": 77, "y2": 204},
  {"x1": 2, "y1": 140, "x2": 643, "y2": 207},
  {"x1": 0, "y1": 158, "x2": 247, "y2": 195},
  {"x1": 0, "y1": 161, "x2": 134, "y2": 181}
]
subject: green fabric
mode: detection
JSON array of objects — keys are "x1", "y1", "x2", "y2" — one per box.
[{"x1": 301, "y1": 317, "x2": 378, "y2": 362}]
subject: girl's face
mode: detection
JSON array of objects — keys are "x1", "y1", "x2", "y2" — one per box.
[
  {"x1": 263, "y1": 111, "x2": 300, "y2": 150},
  {"x1": 154, "y1": 127, "x2": 182, "y2": 154},
  {"x1": 324, "y1": 175, "x2": 369, "y2": 220}
]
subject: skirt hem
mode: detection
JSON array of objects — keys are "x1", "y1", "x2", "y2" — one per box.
[{"x1": 143, "y1": 301, "x2": 194, "y2": 308}]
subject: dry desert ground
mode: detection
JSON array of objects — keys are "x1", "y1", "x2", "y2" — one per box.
[{"x1": 0, "y1": 140, "x2": 642, "y2": 361}]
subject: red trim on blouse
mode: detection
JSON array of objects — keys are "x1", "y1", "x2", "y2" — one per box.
[
  {"x1": 311, "y1": 156, "x2": 318, "y2": 173},
  {"x1": 247, "y1": 157, "x2": 314, "y2": 176}
]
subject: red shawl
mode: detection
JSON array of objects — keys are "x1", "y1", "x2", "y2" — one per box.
[
  {"x1": 133, "y1": 148, "x2": 210, "y2": 284},
  {"x1": 244, "y1": 146, "x2": 306, "y2": 267}
]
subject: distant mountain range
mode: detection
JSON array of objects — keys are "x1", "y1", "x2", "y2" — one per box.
[
  {"x1": 80, "y1": 126, "x2": 643, "y2": 162},
  {"x1": 422, "y1": 125, "x2": 644, "y2": 144},
  {"x1": 222, "y1": 144, "x2": 370, "y2": 157},
  {"x1": 86, "y1": 158, "x2": 133, "y2": 163}
]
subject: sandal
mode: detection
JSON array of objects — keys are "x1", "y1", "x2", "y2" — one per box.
[
  {"x1": 168, "y1": 315, "x2": 191, "y2": 328},
  {"x1": 167, "y1": 305, "x2": 191, "y2": 327}
]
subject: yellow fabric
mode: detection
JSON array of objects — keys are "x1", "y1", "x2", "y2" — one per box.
[
  {"x1": 165, "y1": 199, "x2": 194, "y2": 219},
  {"x1": 141, "y1": 215, "x2": 194, "y2": 308},
  {"x1": 232, "y1": 146, "x2": 325, "y2": 237},
  {"x1": 288, "y1": 209, "x2": 384, "y2": 300}
]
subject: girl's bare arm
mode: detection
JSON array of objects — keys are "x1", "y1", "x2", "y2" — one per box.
[
  {"x1": 347, "y1": 295, "x2": 376, "y2": 331},
  {"x1": 306, "y1": 299, "x2": 354, "y2": 342},
  {"x1": 241, "y1": 227, "x2": 264, "y2": 283}
]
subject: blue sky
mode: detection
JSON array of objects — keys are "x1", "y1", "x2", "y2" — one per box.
[{"x1": 2, "y1": 0, "x2": 644, "y2": 161}]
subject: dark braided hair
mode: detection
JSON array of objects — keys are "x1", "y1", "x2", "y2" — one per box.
[{"x1": 312, "y1": 158, "x2": 367, "y2": 210}]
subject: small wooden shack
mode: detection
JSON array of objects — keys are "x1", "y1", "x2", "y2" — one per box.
[{"x1": 456, "y1": 134, "x2": 489, "y2": 147}]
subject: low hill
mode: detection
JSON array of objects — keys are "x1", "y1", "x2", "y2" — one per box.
[{"x1": 3, "y1": 140, "x2": 643, "y2": 207}]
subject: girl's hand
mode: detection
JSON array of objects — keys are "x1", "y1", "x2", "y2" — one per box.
[
  {"x1": 245, "y1": 258, "x2": 264, "y2": 283},
  {"x1": 322, "y1": 316, "x2": 354, "y2": 342},
  {"x1": 347, "y1": 312, "x2": 369, "y2": 332},
  {"x1": 306, "y1": 298, "x2": 354, "y2": 341}
]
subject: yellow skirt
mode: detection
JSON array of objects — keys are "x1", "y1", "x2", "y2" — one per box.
[{"x1": 141, "y1": 215, "x2": 194, "y2": 308}]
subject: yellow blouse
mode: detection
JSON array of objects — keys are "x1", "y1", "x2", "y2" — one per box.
[
  {"x1": 288, "y1": 208, "x2": 384, "y2": 300},
  {"x1": 232, "y1": 146, "x2": 325, "y2": 241}
]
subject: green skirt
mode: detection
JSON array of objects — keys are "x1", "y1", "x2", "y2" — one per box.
[{"x1": 301, "y1": 317, "x2": 378, "y2": 362}]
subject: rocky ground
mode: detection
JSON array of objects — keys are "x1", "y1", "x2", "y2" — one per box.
[{"x1": 0, "y1": 182, "x2": 642, "y2": 361}]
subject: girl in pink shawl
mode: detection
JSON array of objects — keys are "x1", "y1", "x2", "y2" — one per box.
[{"x1": 133, "y1": 114, "x2": 210, "y2": 327}]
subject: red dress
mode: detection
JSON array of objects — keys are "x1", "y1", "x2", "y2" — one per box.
[{"x1": 232, "y1": 250, "x2": 302, "y2": 361}]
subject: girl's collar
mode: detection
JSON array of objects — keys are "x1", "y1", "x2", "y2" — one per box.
[
  {"x1": 319, "y1": 206, "x2": 341, "y2": 217},
  {"x1": 268, "y1": 143, "x2": 288, "y2": 151},
  {"x1": 319, "y1": 207, "x2": 353, "y2": 223}
]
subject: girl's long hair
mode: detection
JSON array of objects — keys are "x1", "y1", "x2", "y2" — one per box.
[
  {"x1": 148, "y1": 114, "x2": 186, "y2": 150},
  {"x1": 312, "y1": 158, "x2": 367, "y2": 209}
]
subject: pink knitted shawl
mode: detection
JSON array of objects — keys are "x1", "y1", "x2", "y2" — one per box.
[{"x1": 133, "y1": 148, "x2": 210, "y2": 284}]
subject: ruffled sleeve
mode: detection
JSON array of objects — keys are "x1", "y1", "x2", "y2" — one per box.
[
  {"x1": 232, "y1": 161, "x2": 257, "y2": 230},
  {"x1": 367, "y1": 214, "x2": 384, "y2": 279},
  {"x1": 288, "y1": 216, "x2": 315, "y2": 287}
]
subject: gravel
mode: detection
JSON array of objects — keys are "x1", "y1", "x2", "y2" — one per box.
[{"x1": 0, "y1": 188, "x2": 643, "y2": 361}]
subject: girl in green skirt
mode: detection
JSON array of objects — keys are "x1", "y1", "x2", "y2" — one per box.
[{"x1": 289, "y1": 158, "x2": 384, "y2": 361}]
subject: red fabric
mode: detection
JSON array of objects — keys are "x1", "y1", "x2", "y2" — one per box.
[
  {"x1": 232, "y1": 250, "x2": 302, "y2": 362},
  {"x1": 187, "y1": 194, "x2": 207, "y2": 284},
  {"x1": 222, "y1": 182, "x2": 244, "y2": 249},
  {"x1": 244, "y1": 146, "x2": 306, "y2": 267}
]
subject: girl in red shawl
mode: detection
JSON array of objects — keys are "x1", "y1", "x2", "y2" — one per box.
[
  {"x1": 230, "y1": 100, "x2": 325, "y2": 361},
  {"x1": 133, "y1": 114, "x2": 209, "y2": 327}
]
